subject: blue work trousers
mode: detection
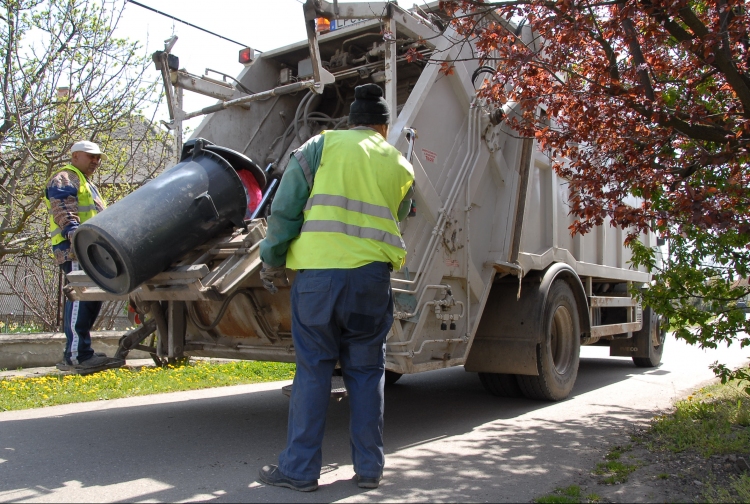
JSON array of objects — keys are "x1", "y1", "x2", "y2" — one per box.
[
  {"x1": 61, "y1": 261, "x2": 102, "y2": 365},
  {"x1": 278, "y1": 262, "x2": 393, "y2": 481}
]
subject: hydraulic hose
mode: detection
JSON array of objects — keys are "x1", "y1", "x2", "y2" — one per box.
[{"x1": 187, "y1": 289, "x2": 245, "y2": 331}]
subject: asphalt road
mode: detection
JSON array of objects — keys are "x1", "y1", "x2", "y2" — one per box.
[{"x1": 0, "y1": 334, "x2": 747, "y2": 503}]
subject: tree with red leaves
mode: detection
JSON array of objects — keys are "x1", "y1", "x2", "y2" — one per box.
[{"x1": 439, "y1": 0, "x2": 750, "y2": 384}]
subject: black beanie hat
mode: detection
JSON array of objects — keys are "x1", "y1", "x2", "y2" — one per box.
[{"x1": 348, "y1": 83, "x2": 390, "y2": 125}]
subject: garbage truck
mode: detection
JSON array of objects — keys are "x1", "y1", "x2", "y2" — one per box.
[{"x1": 65, "y1": 0, "x2": 665, "y2": 401}]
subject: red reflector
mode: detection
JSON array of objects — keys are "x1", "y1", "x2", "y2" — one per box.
[{"x1": 239, "y1": 47, "x2": 254, "y2": 65}]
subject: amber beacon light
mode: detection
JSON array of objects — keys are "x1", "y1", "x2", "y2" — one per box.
[{"x1": 315, "y1": 17, "x2": 331, "y2": 32}]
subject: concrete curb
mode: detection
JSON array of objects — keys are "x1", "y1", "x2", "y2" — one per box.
[
  {"x1": 0, "y1": 358, "x2": 157, "y2": 380},
  {"x1": 0, "y1": 331, "x2": 151, "y2": 370}
]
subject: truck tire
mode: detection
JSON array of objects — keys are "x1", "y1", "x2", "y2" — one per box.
[
  {"x1": 517, "y1": 280, "x2": 581, "y2": 401},
  {"x1": 632, "y1": 307, "x2": 666, "y2": 368},
  {"x1": 385, "y1": 370, "x2": 402, "y2": 385},
  {"x1": 478, "y1": 372, "x2": 524, "y2": 398}
]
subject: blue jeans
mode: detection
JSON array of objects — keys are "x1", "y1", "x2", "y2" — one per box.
[
  {"x1": 61, "y1": 261, "x2": 102, "y2": 365},
  {"x1": 278, "y1": 262, "x2": 393, "y2": 481}
]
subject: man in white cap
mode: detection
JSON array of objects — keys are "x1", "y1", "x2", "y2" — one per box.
[{"x1": 44, "y1": 140, "x2": 124, "y2": 374}]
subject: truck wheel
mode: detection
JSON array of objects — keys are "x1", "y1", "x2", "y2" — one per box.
[
  {"x1": 478, "y1": 372, "x2": 524, "y2": 398},
  {"x1": 517, "y1": 280, "x2": 581, "y2": 401},
  {"x1": 385, "y1": 370, "x2": 402, "y2": 385},
  {"x1": 632, "y1": 307, "x2": 666, "y2": 368}
]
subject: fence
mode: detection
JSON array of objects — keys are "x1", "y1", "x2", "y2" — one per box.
[{"x1": 0, "y1": 258, "x2": 129, "y2": 332}]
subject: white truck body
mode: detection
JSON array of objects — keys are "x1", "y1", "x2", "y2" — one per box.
[{"x1": 67, "y1": 1, "x2": 663, "y2": 400}]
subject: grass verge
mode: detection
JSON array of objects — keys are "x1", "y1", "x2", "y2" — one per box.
[
  {"x1": 534, "y1": 485, "x2": 602, "y2": 503},
  {"x1": 0, "y1": 360, "x2": 295, "y2": 411},
  {"x1": 647, "y1": 380, "x2": 750, "y2": 456},
  {"x1": 592, "y1": 444, "x2": 638, "y2": 485},
  {"x1": 702, "y1": 472, "x2": 750, "y2": 503},
  {"x1": 644, "y1": 374, "x2": 750, "y2": 502}
]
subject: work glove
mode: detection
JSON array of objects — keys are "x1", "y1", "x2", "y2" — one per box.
[{"x1": 260, "y1": 263, "x2": 288, "y2": 294}]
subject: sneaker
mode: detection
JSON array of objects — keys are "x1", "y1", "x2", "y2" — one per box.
[
  {"x1": 55, "y1": 361, "x2": 74, "y2": 372},
  {"x1": 356, "y1": 474, "x2": 382, "y2": 489},
  {"x1": 73, "y1": 355, "x2": 125, "y2": 375},
  {"x1": 56, "y1": 353, "x2": 108, "y2": 371},
  {"x1": 258, "y1": 465, "x2": 318, "y2": 492}
]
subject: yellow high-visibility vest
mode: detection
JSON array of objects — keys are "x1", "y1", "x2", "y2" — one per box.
[
  {"x1": 44, "y1": 164, "x2": 106, "y2": 245},
  {"x1": 286, "y1": 129, "x2": 414, "y2": 271}
]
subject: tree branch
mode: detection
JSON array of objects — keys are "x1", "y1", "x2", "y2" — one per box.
[
  {"x1": 618, "y1": 3, "x2": 654, "y2": 101},
  {"x1": 643, "y1": 1, "x2": 750, "y2": 116}
]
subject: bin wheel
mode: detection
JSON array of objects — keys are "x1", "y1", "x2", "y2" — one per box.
[
  {"x1": 517, "y1": 280, "x2": 581, "y2": 401},
  {"x1": 632, "y1": 307, "x2": 666, "y2": 368},
  {"x1": 478, "y1": 372, "x2": 524, "y2": 398}
]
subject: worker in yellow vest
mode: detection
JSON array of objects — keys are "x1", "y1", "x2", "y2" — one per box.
[
  {"x1": 44, "y1": 141, "x2": 124, "y2": 374},
  {"x1": 258, "y1": 84, "x2": 414, "y2": 492}
]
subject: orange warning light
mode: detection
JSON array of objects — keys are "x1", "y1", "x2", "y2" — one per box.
[{"x1": 315, "y1": 17, "x2": 331, "y2": 33}]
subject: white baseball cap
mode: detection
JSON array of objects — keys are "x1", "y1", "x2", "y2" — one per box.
[{"x1": 71, "y1": 140, "x2": 108, "y2": 161}]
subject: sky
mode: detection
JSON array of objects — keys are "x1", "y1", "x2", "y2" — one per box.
[{"x1": 113, "y1": 0, "x2": 423, "y2": 132}]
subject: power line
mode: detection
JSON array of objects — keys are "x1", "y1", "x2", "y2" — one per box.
[{"x1": 125, "y1": 0, "x2": 260, "y2": 51}]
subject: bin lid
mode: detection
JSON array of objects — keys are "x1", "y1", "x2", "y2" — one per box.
[{"x1": 204, "y1": 145, "x2": 266, "y2": 191}]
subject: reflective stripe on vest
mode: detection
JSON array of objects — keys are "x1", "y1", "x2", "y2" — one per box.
[
  {"x1": 294, "y1": 151, "x2": 314, "y2": 191},
  {"x1": 300, "y1": 220, "x2": 406, "y2": 249},
  {"x1": 304, "y1": 194, "x2": 395, "y2": 221},
  {"x1": 286, "y1": 129, "x2": 414, "y2": 270},
  {"x1": 45, "y1": 165, "x2": 105, "y2": 245}
]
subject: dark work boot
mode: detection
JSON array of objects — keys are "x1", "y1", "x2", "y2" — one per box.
[
  {"x1": 356, "y1": 474, "x2": 382, "y2": 489},
  {"x1": 258, "y1": 465, "x2": 318, "y2": 492}
]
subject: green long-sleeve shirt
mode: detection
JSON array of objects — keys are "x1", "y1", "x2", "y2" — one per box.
[{"x1": 259, "y1": 128, "x2": 413, "y2": 267}]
